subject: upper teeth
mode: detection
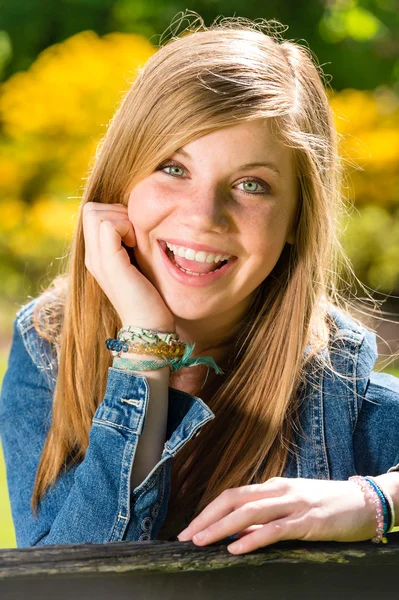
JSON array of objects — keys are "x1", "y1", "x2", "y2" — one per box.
[{"x1": 165, "y1": 242, "x2": 231, "y2": 263}]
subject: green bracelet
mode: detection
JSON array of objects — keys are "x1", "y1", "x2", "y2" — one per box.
[
  {"x1": 113, "y1": 356, "x2": 170, "y2": 372},
  {"x1": 112, "y1": 342, "x2": 224, "y2": 376}
]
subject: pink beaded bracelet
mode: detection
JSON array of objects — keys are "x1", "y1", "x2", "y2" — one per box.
[{"x1": 348, "y1": 475, "x2": 388, "y2": 544}]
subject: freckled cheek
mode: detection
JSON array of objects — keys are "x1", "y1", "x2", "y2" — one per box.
[
  {"x1": 242, "y1": 207, "x2": 284, "y2": 248},
  {"x1": 241, "y1": 210, "x2": 289, "y2": 276},
  {"x1": 127, "y1": 186, "x2": 172, "y2": 250}
]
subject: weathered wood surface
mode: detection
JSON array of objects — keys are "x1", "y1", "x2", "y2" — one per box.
[{"x1": 1, "y1": 534, "x2": 399, "y2": 600}]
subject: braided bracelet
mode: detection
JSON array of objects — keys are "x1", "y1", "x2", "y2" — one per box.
[
  {"x1": 117, "y1": 326, "x2": 180, "y2": 346},
  {"x1": 113, "y1": 356, "x2": 170, "y2": 372},
  {"x1": 348, "y1": 475, "x2": 388, "y2": 543},
  {"x1": 111, "y1": 344, "x2": 224, "y2": 375}
]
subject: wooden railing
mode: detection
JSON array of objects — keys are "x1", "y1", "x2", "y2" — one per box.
[{"x1": 1, "y1": 533, "x2": 398, "y2": 599}]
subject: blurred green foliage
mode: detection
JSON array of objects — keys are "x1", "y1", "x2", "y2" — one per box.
[{"x1": 1, "y1": 0, "x2": 399, "y2": 90}]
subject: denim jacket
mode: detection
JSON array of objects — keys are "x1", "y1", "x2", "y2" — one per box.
[{"x1": 1, "y1": 296, "x2": 399, "y2": 548}]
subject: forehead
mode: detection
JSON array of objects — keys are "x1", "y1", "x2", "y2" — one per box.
[{"x1": 176, "y1": 120, "x2": 294, "y2": 175}]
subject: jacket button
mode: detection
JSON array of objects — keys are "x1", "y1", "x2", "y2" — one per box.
[{"x1": 141, "y1": 516, "x2": 152, "y2": 532}]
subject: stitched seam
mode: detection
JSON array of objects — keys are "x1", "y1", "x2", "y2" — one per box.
[
  {"x1": 92, "y1": 418, "x2": 137, "y2": 434},
  {"x1": 157, "y1": 461, "x2": 166, "y2": 531},
  {"x1": 330, "y1": 332, "x2": 363, "y2": 347},
  {"x1": 296, "y1": 451, "x2": 302, "y2": 477},
  {"x1": 166, "y1": 416, "x2": 213, "y2": 454},
  {"x1": 367, "y1": 380, "x2": 397, "y2": 392},
  {"x1": 351, "y1": 347, "x2": 359, "y2": 427},
  {"x1": 16, "y1": 300, "x2": 37, "y2": 335},
  {"x1": 110, "y1": 441, "x2": 136, "y2": 541},
  {"x1": 134, "y1": 456, "x2": 170, "y2": 504},
  {"x1": 311, "y1": 386, "x2": 319, "y2": 477},
  {"x1": 134, "y1": 468, "x2": 161, "y2": 502},
  {"x1": 16, "y1": 319, "x2": 40, "y2": 368},
  {"x1": 345, "y1": 350, "x2": 354, "y2": 430},
  {"x1": 17, "y1": 318, "x2": 36, "y2": 336},
  {"x1": 16, "y1": 319, "x2": 57, "y2": 394},
  {"x1": 318, "y1": 368, "x2": 329, "y2": 479}
]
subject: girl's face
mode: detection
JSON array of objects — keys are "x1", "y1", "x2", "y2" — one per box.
[{"x1": 127, "y1": 120, "x2": 298, "y2": 323}]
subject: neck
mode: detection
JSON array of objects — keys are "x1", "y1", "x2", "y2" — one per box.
[{"x1": 176, "y1": 310, "x2": 242, "y2": 362}]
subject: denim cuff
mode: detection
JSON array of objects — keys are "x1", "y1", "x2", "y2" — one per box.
[{"x1": 93, "y1": 367, "x2": 150, "y2": 435}]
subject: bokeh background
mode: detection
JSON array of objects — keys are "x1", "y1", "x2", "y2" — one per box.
[{"x1": 1, "y1": 0, "x2": 399, "y2": 548}]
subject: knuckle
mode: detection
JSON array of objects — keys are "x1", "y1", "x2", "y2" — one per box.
[
  {"x1": 83, "y1": 202, "x2": 94, "y2": 214},
  {"x1": 242, "y1": 501, "x2": 262, "y2": 517},
  {"x1": 270, "y1": 521, "x2": 286, "y2": 536},
  {"x1": 99, "y1": 219, "x2": 112, "y2": 229},
  {"x1": 221, "y1": 488, "x2": 234, "y2": 500},
  {"x1": 266, "y1": 476, "x2": 291, "y2": 494}
]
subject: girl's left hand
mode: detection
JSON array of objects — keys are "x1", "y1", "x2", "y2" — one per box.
[{"x1": 177, "y1": 477, "x2": 377, "y2": 554}]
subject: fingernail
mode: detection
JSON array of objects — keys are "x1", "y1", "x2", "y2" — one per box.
[
  {"x1": 193, "y1": 531, "x2": 205, "y2": 541},
  {"x1": 228, "y1": 542, "x2": 242, "y2": 553},
  {"x1": 177, "y1": 528, "x2": 190, "y2": 541}
]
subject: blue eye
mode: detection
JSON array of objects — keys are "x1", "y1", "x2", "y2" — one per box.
[
  {"x1": 237, "y1": 178, "x2": 271, "y2": 195},
  {"x1": 156, "y1": 163, "x2": 185, "y2": 177},
  {"x1": 155, "y1": 162, "x2": 271, "y2": 195}
]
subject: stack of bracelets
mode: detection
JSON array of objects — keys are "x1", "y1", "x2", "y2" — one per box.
[
  {"x1": 349, "y1": 475, "x2": 396, "y2": 543},
  {"x1": 105, "y1": 325, "x2": 224, "y2": 375}
]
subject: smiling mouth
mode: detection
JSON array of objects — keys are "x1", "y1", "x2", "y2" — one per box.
[
  {"x1": 159, "y1": 240, "x2": 234, "y2": 277},
  {"x1": 167, "y1": 248, "x2": 229, "y2": 274}
]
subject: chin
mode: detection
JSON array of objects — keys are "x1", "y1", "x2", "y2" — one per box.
[
  {"x1": 162, "y1": 297, "x2": 217, "y2": 322},
  {"x1": 170, "y1": 306, "x2": 214, "y2": 322}
]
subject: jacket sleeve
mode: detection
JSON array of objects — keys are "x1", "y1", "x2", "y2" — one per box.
[
  {"x1": 353, "y1": 371, "x2": 399, "y2": 476},
  {"x1": 0, "y1": 317, "x2": 174, "y2": 547}
]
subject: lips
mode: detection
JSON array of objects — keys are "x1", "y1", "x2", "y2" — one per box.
[
  {"x1": 158, "y1": 238, "x2": 236, "y2": 257},
  {"x1": 157, "y1": 239, "x2": 236, "y2": 286},
  {"x1": 166, "y1": 248, "x2": 227, "y2": 274}
]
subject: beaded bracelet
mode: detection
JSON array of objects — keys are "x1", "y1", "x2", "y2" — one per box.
[
  {"x1": 348, "y1": 475, "x2": 388, "y2": 543},
  {"x1": 365, "y1": 476, "x2": 396, "y2": 534},
  {"x1": 112, "y1": 344, "x2": 224, "y2": 375},
  {"x1": 106, "y1": 329, "x2": 225, "y2": 376},
  {"x1": 105, "y1": 337, "x2": 186, "y2": 358},
  {"x1": 364, "y1": 477, "x2": 391, "y2": 535}
]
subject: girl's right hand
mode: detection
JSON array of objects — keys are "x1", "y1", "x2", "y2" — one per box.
[{"x1": 82, "y1": 202, "x2": 176, "y2": 332}]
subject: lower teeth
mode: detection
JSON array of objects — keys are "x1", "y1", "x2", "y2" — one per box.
[{"x1": 167, "y1": 249, "x2": 224, "y2": 276}]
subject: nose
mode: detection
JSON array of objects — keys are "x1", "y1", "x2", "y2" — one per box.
[{"x1": 176, "y1": 186, "x2": 229, "y2": 234}]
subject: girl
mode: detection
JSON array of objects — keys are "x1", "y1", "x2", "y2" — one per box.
[{"x1": 1, "y1": 15, "x2": 399, "y2": 554}]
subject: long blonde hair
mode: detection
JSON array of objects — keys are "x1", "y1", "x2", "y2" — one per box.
[{"x1": 29, "y1": 15, "x2": 391, "y2": 535}]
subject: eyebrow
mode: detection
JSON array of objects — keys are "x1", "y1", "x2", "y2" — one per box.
[{"x1": 174, "y1": 148, "x2": 281, "y2": 176}]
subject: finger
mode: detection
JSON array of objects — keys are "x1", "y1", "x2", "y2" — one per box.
[
  {"x1": 98, "y1": 220, "x2": 136, "y2": 264},
  {"x1": 83, "y1": 206, "x2": 132, "y2": 265},
  {"x1": 83, "y1": 201, "x2": 128, "y2": 213},
  {"x1": 181, "y1": 480, "x2": 290, "y2": 539},
  {"x1": 227, "y1": 518, "x2": 291, "y2": 554},
  {"x1": 100, "y1": 218, "x2": 136, "y2": 247},
  {"x1": 234, "y1": 524, "x2": 264, "y2": 539},
  {"x1": 191, "y1": 496, "x2": 291, "y2": 546},
  {"x1": 94, "y1": 223, "x2": 136, "y2": 283}
]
